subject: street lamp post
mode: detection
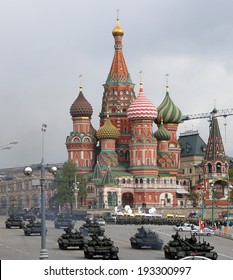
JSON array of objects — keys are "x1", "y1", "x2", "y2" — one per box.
[
  {"x1": 40, "y1": 123, "x2": 47, "y2": 259},
  {"x1": 201, "y1": 186, "x2": 205, "y2": 221},
  {"x1": 73, "y1": 174, "x2": 79, "y2": 209},
  {"x1": 191, "y1": 164, "x2": 205, "y2": 220},
  {"x1": 23, "y1": 124, "x2": 57, "y2": 260},
  {"x1": 210, "y1": 182, "x2": 215, "y2": 227},
  {"x1": 226, "y1": 185, "x2": 233, "y2": 226}
]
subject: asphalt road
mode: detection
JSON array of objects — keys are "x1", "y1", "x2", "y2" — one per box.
[{"x1": 0, "y1": 217, "x2": 233, "y2": 260}]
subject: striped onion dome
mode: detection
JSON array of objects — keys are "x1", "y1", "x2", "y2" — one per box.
[
  {"x1": 127, "y1": 81, "x2": 157, "y2": 120},
  {"x1": 97, "y1": 117, "x2": 120, "y2": 140},
  {"x1": 155, "y1": 83, "x2": 182, "y2": 124},
  {"x1": 70, "y1": 85, "x2": 93, "y2": 118},
  {"x1": 154, "y1": 120, "x2": 171, "y2": 141}
]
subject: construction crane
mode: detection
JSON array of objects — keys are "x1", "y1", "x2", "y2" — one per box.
[{"x1": 182, "y1": 108, "x2": 233, "y2": 128}]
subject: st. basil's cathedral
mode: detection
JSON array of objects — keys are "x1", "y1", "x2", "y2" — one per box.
[{"x1": 65, "y1": 17, "x2": 230, "y2": 210}]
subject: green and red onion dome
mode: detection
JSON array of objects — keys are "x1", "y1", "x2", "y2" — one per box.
[{"x1": 70, "y1": 89, "x2": 93, "y2": 118}]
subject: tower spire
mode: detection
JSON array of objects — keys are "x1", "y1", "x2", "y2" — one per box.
[
  {"x1": 139, "y1": 70, "x2": 143, "y2": 89},
  {"x1": 165, "y1": 73, "x2": 169, "y2": 93},
  {"x1": 79, "y1": 75, "x2": 83, "y2": 92}
]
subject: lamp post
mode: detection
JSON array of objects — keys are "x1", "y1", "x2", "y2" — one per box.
[
  {"x1": 226, "y1": 185, "x2": 233, "y2": 226},
  {"x1": 73, "y1": 174, "x2": 79, "y2": 209},
  {"x1": 23, "y1": 124, "x2": 57, "y2": 260},
  {"x1": 210, "y1": 182, "x2": 215, "y2": 227},
  {"x1": 191, "y1": 164, "x2": 205, "y2": 220},
  {"x1": 201, "y1": 186, "x2": 205, "y2": 221}
]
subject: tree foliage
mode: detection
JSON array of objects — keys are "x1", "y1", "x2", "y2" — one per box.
[
  {"x1": 187, "y1": 191, "x2": 201, "y2": 202},
  {"x1": 48, "y1": 161, "x2": 87, "y2": 210}
]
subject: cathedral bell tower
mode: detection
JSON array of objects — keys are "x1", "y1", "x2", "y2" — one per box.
[{"x1": 99, "y1": 16, "x2": 136, "y2": 164}]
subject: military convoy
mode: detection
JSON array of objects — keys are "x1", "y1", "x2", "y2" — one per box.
[
  {"x1": 5, "y1": 215, "x2": 25, "y2": 228},
  {"x1": 57, "y1": 228, "x2": 85, "y2": 250},
  {"x1": 130, "y1": 226, "x2": 164, "y2": 249},
  {"x1": 83, "y1": 234, "x2": 119, "y2": 259},
  {"x1": 163, "y1": 231, "x2": 218, "y2": 260}
]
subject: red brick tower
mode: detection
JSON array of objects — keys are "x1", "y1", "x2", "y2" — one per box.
[
  {"x1": 66, "y1": 78, "x2": 97, "y2": 174},
  {"x1": 99, "y1": 17, "x2": 136, "y2": 164},
  {"x1": 127, "y1": 75, "x2": 158, "y2": 175}
]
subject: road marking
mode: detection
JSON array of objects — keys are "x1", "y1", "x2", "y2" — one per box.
[{"x1": 0, "y1": 243, "x2": 30, "y2": 255}]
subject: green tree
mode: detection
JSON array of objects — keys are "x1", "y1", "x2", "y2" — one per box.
[
  {"x1": 188, "y1": 191, "x2": 201, "y2": 207},
  {"x1": 49, "y1": 161, "x2": 78, "y2": 211}
]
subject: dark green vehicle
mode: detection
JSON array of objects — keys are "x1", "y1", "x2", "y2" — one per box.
[
  {"x1": 23, "y1": 220, "x2": 47, "y2": 236},
  {"x1": 163, "y1": 231, "x2": 218, "y2": 260},
  {"x1": 5, "y1": 215, "x2": 25, "y2": 229},
  {"x1": 83, "y1": 234, "x2": 119, "y2": 260},
  {"x1": 130, "y1": 226, "x2": 164, "y2": 249},
  {"x1": 57, "y1": 228, "x2": 85, "y2": 250},
  {"x1": 54, "y1": 217, "x2": 75, "y2": 229},
  {"x1": 79, "y1": 220, "x2": 105, "y2": 236}
]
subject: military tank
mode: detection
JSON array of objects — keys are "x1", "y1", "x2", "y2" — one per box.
[
  {"x1": 23, "y1": 220, "x2": 47, "y2": 236},
  {"x1": 54, "y1": 217, "x2": 75, "y2": 229},
  {"x1": 79, "y1": 220, "x2": 105, "y2": 236},
  {"x1": 163, "y1": 231, "x2": 218, "y2": 260},
  {"x1": 57, "y1": 228, "x2": 85, "y2": 250},
  {"x1": 83, "y1": 234, "x2": 119, "y2": 259},
  {"x1": 130, "y1": 226, "x2": 164, "y2": 249},
  {"x1": 5, "y1": 215, "x2": 25, "y2": 228}
]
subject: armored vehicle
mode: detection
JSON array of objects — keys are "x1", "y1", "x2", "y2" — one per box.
[
  {"x1": 130, "y1": 226, "x2": 163, "y2": 249},
  {"x1": 5, "y1": 215, "x2": 25, "y2": 229},
  {"x1": 163, "y1": 231, "x2": 218, "y2": 260},
  {"x1": 54, "y1": 217, "x2": 75, "y2": 229},
  {"x1": 83, "y1": 234, "x2": 119, "y2": 259},
  {"x1": 79, "y1": 220, "x2": 105, "y2": 236},
  {"x1": 57, "y1": 228, "x2": 85, "y2": 250},
  {"x1": 23, "y1": 220, "x2": 46, "y2": 236}
]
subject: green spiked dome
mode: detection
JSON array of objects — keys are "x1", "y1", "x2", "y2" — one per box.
[
  {"x1": 97, "y1": 117, "x2": 120, "y2": 140},
  {"x1": 70, "y1": 86, "x2": 93, "y2": 118},
  {"x1": 155, "y1": 83, "x2": 182, "y2": 124},
  {"x1": 154, "y1": 120, "x2": 171, "y2": 141}
]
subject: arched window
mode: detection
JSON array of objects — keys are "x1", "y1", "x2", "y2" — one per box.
[
  {"x1": 216, "y1": 162, "x2": 222, "y2": 173},
  {"x1": 119, "y1": 150, "x2": 124, "y2": 158},
  {"x1": 208, "y1": 163, "x2": 213, "y2": 173}
]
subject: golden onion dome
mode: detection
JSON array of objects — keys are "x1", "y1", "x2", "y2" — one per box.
[
  {"x1": 112, "y1": 19, "x2": 124, "y2": 37},
  {"x1": 97, "y1": 118, "x2": 120, "y2": 140}
]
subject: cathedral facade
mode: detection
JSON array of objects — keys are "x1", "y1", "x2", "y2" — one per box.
[{"x1": 65, "y1": 18, "x2": 190, "y2": 209}]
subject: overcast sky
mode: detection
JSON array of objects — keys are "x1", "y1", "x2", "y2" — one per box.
[{"x1": 1, "y1": 0, "x2": 233, "y2": 169}]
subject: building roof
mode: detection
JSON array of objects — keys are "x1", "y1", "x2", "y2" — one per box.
[{"x1": 178, "y1": 130, "x2": 206, "y2": 157}]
